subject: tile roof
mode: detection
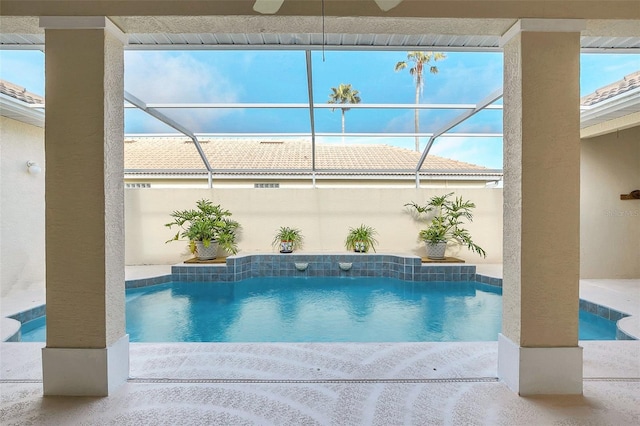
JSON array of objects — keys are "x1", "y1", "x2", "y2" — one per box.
[
  {"x1": 0, "y1": 79, "x2": 44, "y2": 104},
  {"x1": 580, "y1": 70, "x2": 640, "y2": 106},
  {"x1": 124, "y1": 138, "x2": 494, "y2": 175}
]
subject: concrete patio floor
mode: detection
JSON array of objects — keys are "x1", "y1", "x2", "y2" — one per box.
[
  {"x1": 1, "y1": 264, "x2": 639, "y2": 425},
  {"x1": 1, "y1": 340, "x2": 639, "y2": 425}
]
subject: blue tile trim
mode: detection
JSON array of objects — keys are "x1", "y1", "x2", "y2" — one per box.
[
  {"x1": 8, "y1": 304, "x2": 46, "y2": 324},
  {"x1": 3, "y1": 318, "x2": 21, "y2": 342},
  {"x1": 169, "y1": 254, "x2": 475, "y2": 284},
  {"x1": 578, "y1": 299, "x2": 630, "y2": 323},
  {"x1": 616, "y1": 328, "x2": 636, "y2": 340},
  {"x1": 126, "y1": 274, "x2": 173, "y2": 289},
  {"x1": 474, "y1": 274, "x2": 503, "y2": 288}
]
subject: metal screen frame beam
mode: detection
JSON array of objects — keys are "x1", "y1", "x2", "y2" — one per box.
[
  {"x1": 123, "y1": 102, "x2": 503, "y2": 110},
  {"x1": 125, "y1": 132, "x2": 503, "y2": 138},
  {"x1": 305, "y1": 50, "x2": 317, "y2": 187},
  {"x1": 124, "y1": 90, "x2": 214, "y2": 187},
  {"x1": 414, "y1": 88, "x2": 503, "y2": 187}
]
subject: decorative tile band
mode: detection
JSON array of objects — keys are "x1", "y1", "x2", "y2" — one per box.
[
  {"x1": 171, "y1": 254, "x2": 477, "y2": 283},
  {"x1": 3, "y1": 321, "x2": 21, "y2": 342},
  {"x1": 579, "y1": 299, "x2": 628, "y2": 323},
  {"x1": 474, "y1": 274, "x2": 503, "y2": 288},
  {"x1": 8, "y1": 304, "x2": 46, "y2": 324},
  {"x1": 579, "y1": 299, "x2": 633, "y2": 340},
  {"x1": 126, "y1": 274, "x2": 173, "y2": 289}
]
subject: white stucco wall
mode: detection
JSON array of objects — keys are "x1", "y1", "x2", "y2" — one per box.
[
  {"x1": 0, "y1": 116, "x2": 45, "y2": 298},
  {"x1": 125, "y1": 188, "x2": 504, "y2": 265},
  {"x1": 581, "y1": 126, "x2": 640, "y2": 279}
]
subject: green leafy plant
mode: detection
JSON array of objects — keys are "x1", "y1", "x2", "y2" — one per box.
[
  {"x1": 272, "y1": 226, "x2": 304, "y2": 253},
  {"x1": 165, "y1": 199, "x2": 240, "y2": 255},
  {"x1": 405, "y1": 192, "x2": 486, "y2": 258},
  {"x1": 345, "y1": 224, "x2": 378, "y2": 253}
]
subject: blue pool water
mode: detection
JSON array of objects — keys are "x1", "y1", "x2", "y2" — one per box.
[{"x1": 19, "y1": 277, "x2": 618, "y2": 342}]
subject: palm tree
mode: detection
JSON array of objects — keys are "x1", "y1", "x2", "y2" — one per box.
[
  {"x1": 328, "y1": 83, "x2": 361, "y2": 143},
  {"x1": 395, "y1": 52, "x2": 446, "y2": 151}
]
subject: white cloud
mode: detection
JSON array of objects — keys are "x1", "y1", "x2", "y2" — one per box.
[
  {"x1": 422, "y1": 54, "x2": 503, "y2": 104},
  {"x1": 429, "y1": 136, "x2": 503, "y2": 169},
  {"x1": 125, "y1": 51, "x2": 239, "y2": 103},
  {"x1": 124, "y1": 51, "x2": 241, "y2": 132}
]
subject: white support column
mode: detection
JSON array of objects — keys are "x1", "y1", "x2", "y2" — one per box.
[
  {"x1": 499, "y1": 19, "x2": 585, "y2": 396},
  {"x1": 40, "y1": 16, "x2": 128, "y2": 396}
]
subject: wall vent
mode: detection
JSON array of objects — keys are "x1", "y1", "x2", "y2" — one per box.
[
  {"x1": 126, "y1": 183, "x2": 151, "y2": 189},
  {"x1": 254, "y1": 183, "x2": 280, "y2": 188}
]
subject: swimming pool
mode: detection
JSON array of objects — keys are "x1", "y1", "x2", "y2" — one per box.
[{"x1": 19, "y1": 277, "x2": 618, "y2": 342}]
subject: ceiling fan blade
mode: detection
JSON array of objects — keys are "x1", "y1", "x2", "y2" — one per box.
[
  {"x1": 253, "y1": 0, "x2": 286, "y2": 14},
  {"x1": 374, "y1": 0, "x2": 404, "y2": 12}
]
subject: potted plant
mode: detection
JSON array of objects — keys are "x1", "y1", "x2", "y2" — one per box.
[
  {"x1": 272, "y1": 226, "x2": 303, "y2": 253},
  {"x1": 405, "y1": 193, "x2": 486, "y2": 259},
  {"x1": 165, "y1": 199, "x2": 240, "y2": 260},
  {"x1": 345, "y1": 224, "x2": 378, "y2": 253}
]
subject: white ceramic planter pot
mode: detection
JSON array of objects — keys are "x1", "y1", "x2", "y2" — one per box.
[
  {"x1": 194, "y1": 241, "x2": 219, "y2": 260},
  {"x1": 280, "y1": 241, "x2": 294, "y2": 253},
  {"x1": 426, "y1": 241, "x2": 447, "y2": 260},
  {"x1": 354, "y1": 241, "x2": 367, "y2": 253}
]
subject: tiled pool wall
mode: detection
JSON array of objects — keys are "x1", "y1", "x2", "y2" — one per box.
[
  {"x1": 3, "y1": 254, "x2": 635, "y2": 341},
  {"x1": 579, "y1": 299, "x2": 636, "y2": 340},
  {"x1": 171, "y1": 254, "x2": 478, "y2": 283},
  {"x1": 126, "y1": 274, "x2": 173, "y2": 289},
  {"x1": 4, "y1": 304, "x2": 46, "y2": 342}
]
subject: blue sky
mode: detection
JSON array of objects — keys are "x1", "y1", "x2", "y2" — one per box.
[{"x1": 0, "y1": 49, "x2": 638, "y2": 169}]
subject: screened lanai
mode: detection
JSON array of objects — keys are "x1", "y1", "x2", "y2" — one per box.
[
  {"x1": 6, "y1": 23, "x2": 636, "y2": 187},
  {"x1": 1, "y1": 1, "x2": 639, "y2": 404},
  {"x1": 5, "y1": 23, "x2": 637, "y2": 187},
  {"x1": 120, "y1": 54, "x2": 504, "y2": 188}
]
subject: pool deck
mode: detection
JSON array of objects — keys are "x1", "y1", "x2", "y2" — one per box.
[{"x1": 1, "y1": 264, "x2": 639, "y2": 424}]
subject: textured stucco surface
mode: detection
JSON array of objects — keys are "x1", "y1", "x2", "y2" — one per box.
[
  {"x1": 502, "y1": 33, "x2": 523, "y2": 344},
  {"x1": 0, "y1": 117, "x2": 45, "y2": 299},
  {"x1": 2, "y1": 15, "x2": 639, "y2": 41},
  {"x1": 124, "y1": 188, "x2": 503, "y2": 265},
  {"x1": 44, "y1": 28, "x2": 125, "y2": 348},
  {"x1": 2, "y1": 1, "x2": 640, "y2": 20},
  {"x1": 503, "y1": 31, "x2": 581, "y2": 347},
  {"x1": 1, "y1": 341, "x2": 639, "y2": 425},
  {"x1": 114, "y1": 16, "x2": 517, "y2": 35},
  {"x1": 580, "y1": 126, "x2": 640, "y2": 279},
  {"x1": 103, "y1": 30, "x2": 126, "y2": 348}
]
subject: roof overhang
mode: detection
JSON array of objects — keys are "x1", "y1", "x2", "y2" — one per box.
[
  {"x1": 0, "y1": 93, "x2": 44, "y2": 127},
  {"x1": 580, "y1": 87, "x2": 640, "y2": 138},
  {"x1": 124, "y1": 170, "x2": 504, "y2": 181}
]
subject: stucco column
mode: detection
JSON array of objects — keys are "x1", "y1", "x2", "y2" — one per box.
[
  {"x1": 498, "y1": 19, "x2": 585, "y2": 396},
  {"x1": 39, "y1": 17, "x2": 128, "y2": 396}
]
